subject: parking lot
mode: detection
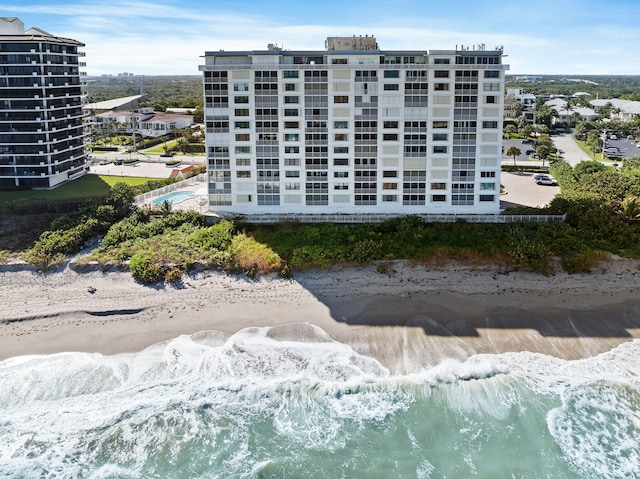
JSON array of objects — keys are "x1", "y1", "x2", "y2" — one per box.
[
  {"x1": 500, "y1": 170, "x2": 559, "y2": 209},
  {"x1": 602, "y1": 136, "x2": 640, "y2": 160}
]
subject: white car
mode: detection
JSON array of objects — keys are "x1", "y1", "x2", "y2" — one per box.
[{"x1": 534, "y1": 174, "x2": 558, "y2": 186}]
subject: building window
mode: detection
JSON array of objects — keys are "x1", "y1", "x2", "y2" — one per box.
[
  {"x1": 383, "y1": 133, "x2": 398, "y2": 141},
  {"x1": 285, "y1": 83, "x2": 297, "y2": 91},
  {"x1": 283, "y1": 70, "x2": 298, "y2": 78},
  {"x1": 334, "y1": 182, "x2": 349, "y2": 190},
  {"x1": 236, "y1": 171, "x2": 251, "y2": 178},
  {"x1": 431, "y1": 194, "x2": 446, "y2": 201},
  {"x1": 234, "y1": 96, "x2": 249, "y2": 104},
  {"x1": 383, "y1": 84, "x2": 399, "y2": 91},
  {"x1": 485, "y1": 96, "x2": 498, "y2": 104},
  {"x1": 434, "y1": 58, "x2": 450, "y2": 64},
  {"x1": 334, "y1": 158, "x2": 349, "y2": 166},
  {"x1": 235, "y1": 146, "x2": 250, "y2": 154},
  {"x1": 284, "y1": 109, "x2": 299, "y2": 116},
  {"x1": 432, "y1": 133, "x2": 447, "y2": 141},
  {"x1": 334, "y1": 133, "x2": 348, "y2": 141},
  {"x1": 431, "y1": 182, "x2": 446, "y2": 190},
  {"x1": 284, "y1": 121, "x2": 299, "y2": 129},
  {"x1": 433, "y1": 145, "x2": 447, "y2": 153},
  {"x1": 236, "y1": 158, "x2": 250, "y2": 166},
  {"x1": 384, "y1": 70, "x2": 399, "y2": 78},
  {"x1": 284, "y1": 96, "x2": 299, "y2": 104},
  {"x1": 433, "y1": 121, "x2": 448, "y2": 129},
  {"x1": 334, "y1": 121, "x2": 348, "y2": 129},
  {"x1": 482, "y1": 121, "x2": 498, "y2": 129},
  {"x1": 234, "y1": 109, "x2": 250, "y2": 117},
  {"x1": 383, "y1": 121, "x2": 398, "y2": 128},
  {"x1": 284, "y1": 146, "x2": 300, "y2": 153},
  {"x1": 334, "y1": 146, "x2": 349, "y2": 154},
  {"x1": 334, "y1": 96, "x2": 349, "y2": 104},
  {"x1": 434, "y1": 70, "x2": 449, "y2": 78},
  {"x1": 285, "y1": 171, "x2": 300, "y2": 178},
  {"x1": 481, "y1": 171, "x2": 496, "y2": 178},
  {"x1": 382, "y1": 170, "x2": 397, "y2": 178},
  {"x1": 480, "y1": 194, "x2": 495, "y2": 201},
  {"x1": 382, "y1": 183, "x2": 397, "y2": 190},
  {"x1": 480, "y1": 182, "x2": 495, "y2": 190},
  {"x1": 332, "y1": 58, "x2": 348, "y2": 64},
  {"x1": 383, "y1": 194, "x2": 398, "y2": 202},
  {"x1": 235, "y1": 134, "x2": 250, "y2": 141},
  {"x1": 285, "y1": 158, "x2": 301, "y2": 166},
  {"x1": 284, "y1": 133, "x2": 299, "y2": 141},
  {"x1": 485, "y1": 71, "x2": 500, "y2": 78},
  {"x1": 434, "y1": 83, "x2": 449, "y2": 91},
  {"x1": 334, "y1": 171, "x2": 349, "y2": 177},
  {"x1": 234, "y1": 83, "x2": 249, "y2": 91}
]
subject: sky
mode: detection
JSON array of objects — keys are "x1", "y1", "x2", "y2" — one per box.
[{"x1": 1, "y1": 0, "x2": 638, "y2": 76}]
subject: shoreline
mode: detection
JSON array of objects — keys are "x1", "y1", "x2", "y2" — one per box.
[{"x1": 1, "y1": 259, "x2": 640, "y2": 374}]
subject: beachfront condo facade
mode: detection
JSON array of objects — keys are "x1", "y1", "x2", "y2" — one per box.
[
  {"x1": 0, "y1": 17, "x2": 87, "y2": 189},
  {"x1": 200, "y1": 36, "x2": 508, "y2": 216}
]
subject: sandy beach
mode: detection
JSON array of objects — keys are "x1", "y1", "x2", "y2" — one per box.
[{"x1": 1, "y1": 259, "x2": 640, "y2": 374}]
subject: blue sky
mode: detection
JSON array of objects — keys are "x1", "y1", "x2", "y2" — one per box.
[{"x1": 1, "y1": 0, "x2": 638, "y2": 76}]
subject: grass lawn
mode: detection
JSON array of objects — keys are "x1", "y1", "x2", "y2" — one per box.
[
  {"x1": 574, "y1": 138, "x2": 604, "y2": 161},
  {"x1": 0, "y1": 175, "x2": 163, "y2": 206},
  {"x1": 142, "y1": 140, "x2": 177, "y2": 154}
]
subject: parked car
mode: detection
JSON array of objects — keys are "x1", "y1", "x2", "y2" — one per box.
[
  {"x1": 525, "y1": 149, "x2": 534, "y2": 155},
  {"x1": 610, "y1": 134, "x2": 618, "y2": 140},
  {"x1": 99, "y1": 159, "x2": 110, "y2": 165},
  {"x1": 627, "y1": 135, "x2": 635, "y2": 140},
  {"x1": 534, "y1": 174, "x2": 558, "y2": 186},
  {"x1": 522, "y1": 139, "x2": 534, "y2": 144},
  {"x1": 160, "y1": 152, "x2": 173, "y2": 157},
  {"x1": 113, "y1": 159, "x2": 123, "y2": 165}
]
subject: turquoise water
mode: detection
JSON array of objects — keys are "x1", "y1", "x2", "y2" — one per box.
[
  {"x1": 1, "y1": 325, "x2": 638, "y2": 478},
  {"x1": 151, "y1": 191, "x2": 195, "y2": 205}
]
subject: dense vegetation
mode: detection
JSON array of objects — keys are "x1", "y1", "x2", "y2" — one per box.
[
  {"x1": 17, "y1": 157, "x2": 640, "y2": 282},
  {"x1": 506, "y1": 75, "x2": 640, "y2": 100},
  {"x1": 86, "y1": 75, "x2": 203, "y2": 112}
]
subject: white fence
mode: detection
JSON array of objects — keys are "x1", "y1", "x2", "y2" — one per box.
[
  {"x1": 227, "y1": 213, "x2": 567, "y2": 224},
  {"x1": 135, "y1": 173, "x2": 207, "y2": 205}
]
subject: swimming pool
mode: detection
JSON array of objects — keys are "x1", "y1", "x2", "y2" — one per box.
[{"x1": 150, "y1": 191, "x2": 195, "y2": 205}]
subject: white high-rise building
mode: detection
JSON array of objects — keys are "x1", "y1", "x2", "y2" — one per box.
[
  {"x1": 200, "y1": 37, "x2": 507, "y2": 217},
  {"x1": 0, "y1": 17, "x2": 87, "y2": 189}
]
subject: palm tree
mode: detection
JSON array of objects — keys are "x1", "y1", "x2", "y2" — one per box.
[
  {"x1": 506, "y1": 146, "x2": 521, "y2": 166},
  {"x1": 536, "y1": 145, "x2": 551, "y2": 166},
  {"x1": 158, "y1": 200, "x2": 173, "y2": 217},
  {"x1": 621, "y1": 196, "x2": 640, "y2": 220},
  {"x1": 504, "y1": 124, "x2": 517, "y2": 139}
]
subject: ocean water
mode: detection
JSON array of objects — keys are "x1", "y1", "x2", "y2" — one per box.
[{"x1": 1, "y1": 324, "x2": 638, "y2": 479}]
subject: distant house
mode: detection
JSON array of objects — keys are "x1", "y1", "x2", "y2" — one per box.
[
  {"x1": 138, "y1": 113, "x2": 194, "y2": 138},
  {"x1": 83, "y1": 95, "x2": 146, "y2": 113},
  {"x1": 169, "y1": 165, "x2": 194, "y2": 179},
  {"x1": 590, "y1": 99, "x2": 640, "y2": 122},
  {"x1": 93, "y1": 110, "x2": 194, "y2": 138},
  {"x1": 544, "y1": 98, "x2": 597, "y2": 127}
]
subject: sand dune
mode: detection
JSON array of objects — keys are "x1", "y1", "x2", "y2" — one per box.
[{"x1": 1, "y1": 259, "x2": 639, "y2": 374}]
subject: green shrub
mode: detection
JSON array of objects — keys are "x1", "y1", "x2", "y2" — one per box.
[
  {"x1": 561, "y1": 249, "x2": 609, "y2": 274},
  {"x1": 228, "y1": 233, "x2": 282, "y2": 274},
  {"x1": 129, "y1": 254, "x2": 163, "y2": 284},
  {"x1": 349, "y1": 239, "x2": 383, "y2": 263},
  {"x1": 164, "y1": 266, "x2": 184, "y2": 284},
  {"x1": 187, "y1": 219, "x2": 234, "y2": 250}
]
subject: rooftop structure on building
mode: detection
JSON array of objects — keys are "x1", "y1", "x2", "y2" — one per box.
[
  {"x1": 0, "y1": 17, "x2": 87, "y2": 189},
  {"x1": 200, "y1": 36, "x2": 508, "y2": 218}
]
